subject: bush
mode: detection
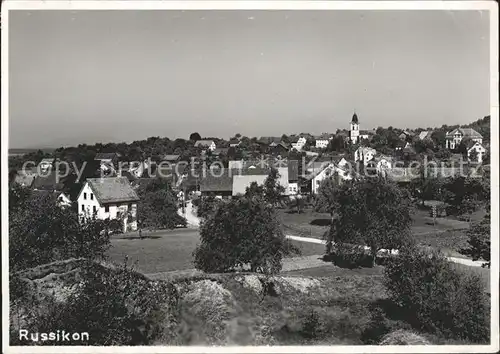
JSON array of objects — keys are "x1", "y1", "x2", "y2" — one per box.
[
  {"x1": 330, "y1": 243, "x2": 373, "y2": 269},
  {"x1": 384, "y1": 247, "x2": 490, "y2": 342},
  {"x1": 460, "y1": 213, "x2": 490, "y2": 267}
]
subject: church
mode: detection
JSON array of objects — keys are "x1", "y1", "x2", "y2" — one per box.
[{"x1": 348, "y1": 112, "x2": 373, "y2": 144}]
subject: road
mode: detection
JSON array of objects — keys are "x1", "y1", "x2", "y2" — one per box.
[{"x1": 176, "y1": 204, "x2": 487, "y2": 268}]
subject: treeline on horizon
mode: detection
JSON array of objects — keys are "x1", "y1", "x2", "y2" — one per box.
[{"x1": 8, "y1": 115, "x2": 490, "y2": 169}]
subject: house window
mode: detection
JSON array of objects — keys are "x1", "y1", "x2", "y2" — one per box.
[
  {"x1": 90, "y1": 193, "x2": 94, "y2": 200},
  {"x1": 84, "y1": 192, "x2": 87, "y2": 200},
  {"x1": 105, "y1": 205, "x2": 109, "y2": 213},
  {"x1": 93, "y1": 206, "x2": 97, "y2": 214},
  {"x1": 128, "y1": 203, "x2": 133, "y2": 210},
  {"x1": 81, "y1": 205, "x2": 85, "y2": 211}
]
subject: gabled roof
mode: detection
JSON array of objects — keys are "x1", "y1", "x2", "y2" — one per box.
[
  {"x1": 359, "y1": 130, "x2": 375, "y2": 135},
  {"x1": 85, "y1": 177, "x2": 139, "y2": 204},
  {"x1": 199, "y1": 170, "x2": 233, "y2": 192},
  {"x1": 356, "y1": 146, "x2": 376, "y2": 154},
  {"x1": 194, "y1": 140, "x2": 215, "y2": 147},
  {"x1": 229, "y1": 139, "x2": 240, "y2": 145},
  {"x1": 212, "y1": 147, "x2": 229, "y2": 155},
  {"x1": 418, "y1": 130, "x2": 433, "y2": 140},
  {"x1": 14, "y1": 173, "x2": 35, "y2": 188},
  {"x1": 446, "y1": 128, "x2": 482, "y2": 139},
  {"x1": 258, "y1": 137, "x2": 281, "y2": 145},
  {"x1": 94, "y1": 152, "x2": 119, "y2": 161},
  {"x1": 466, "y1": 140, "x2": 485, "y2": 149},
  {"x1": 460, "y1": 128, "x2": 483, "y2": 138},
  {"x1": 163, "y1": 154, "x2": 180, "y2": 162}
]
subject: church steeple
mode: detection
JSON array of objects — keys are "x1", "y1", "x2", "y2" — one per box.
[
  {"x1": 349, "y1": 111, "x2": 360, "y2": 144},
  {"x1": 351, "y1": 111, "x2": 359, "y2": 124}
]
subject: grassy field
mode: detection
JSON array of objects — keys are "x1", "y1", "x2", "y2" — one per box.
[
  {"x1": 278, "y1": 207, "x2": 473, "y2": 258},
  {"x1": 107, "y1": 229, "x2": 326, "y2": 275},
  {"x1": 278, "y1": 207, "x2": 468, "y2": 238}
]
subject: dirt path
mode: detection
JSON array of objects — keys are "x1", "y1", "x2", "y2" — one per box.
[
  {"x1": 177, "y1": 201, "x2": 200, "y2": 228},
  {"x1": 146, "y1": 254, "x2": 332, "y2": 281}
]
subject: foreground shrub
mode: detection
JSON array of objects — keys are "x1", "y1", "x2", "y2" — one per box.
[
  {"x1": 329, "y1": 243, "x2": 373, "y2": 269},
  {"x1": 384, "y1": 247, "x2": 490, "y2": 343}
]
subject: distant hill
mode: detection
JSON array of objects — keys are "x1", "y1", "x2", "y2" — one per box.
[{"x1": 9, "y1": 148, "x2": 56, "y2": 156}]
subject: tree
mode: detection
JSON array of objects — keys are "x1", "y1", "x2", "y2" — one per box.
[
  {"x1": 468, "y1": 149, "x2": 479, "y2": 163},
  {"x1": 193, "y1": 196, "x2": 299, "y2": 274},
  {"x1": 245, "y1": 181, "x2": 265, "y2": 199},
  {"x1": 263, "y1": 168, "x2": 285, "y2": 206},
  {"x1": 136, "y1": 178, "x2": 184, "y2": 229},
  {"x1": 460, "y1": 212, "x2": 490, "y2": 267},
  {"x1": 325, "y1": 176, "x2": 413, "y2": 265},
  {"x1": 9, "y1": 190, "x2": 110, "y2": 271},
  {"x1": 189, "y1": 132, "x2": 201, "y2": 141},
  {"x1": 314, "y1": 173, "x2": 342, "y2": 222},
  {"x1": 196, "y1": 195, "x2": 221, "y2": 219},
  {"x1": 327, "y1": 134, "x2": 347, "y2": 152}
]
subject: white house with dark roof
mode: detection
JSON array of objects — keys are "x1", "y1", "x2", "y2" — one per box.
[
  {"x1": 291, "y1": 136, "x2": 307, "y2": 151},
  {"x1": 466, "y1": 141, "x2": 487, "y2": 163},
  {"x1": 354, "y1": 147, "x2": 376, "y2": 164},
  {"x1": 445, "y1": 128, "x2": 483, "y2": 149},
  {"x1": 307, "y1": 162, "x2": 352, "y2": 195},
  {"x1": 77, "y1": 177, "x2": 139, "y2": 232},
  {"x1": 315, "y1": 134, "x2": 333, "y2": 149}
]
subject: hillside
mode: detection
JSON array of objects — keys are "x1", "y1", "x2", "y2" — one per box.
[{"x1": 10, "y1": 258, "x2": 436, "y2": 346}]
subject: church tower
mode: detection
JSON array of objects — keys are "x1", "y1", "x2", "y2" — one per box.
[{"x1": 349, "y1": 112, "x2": 360, "y2": 144}]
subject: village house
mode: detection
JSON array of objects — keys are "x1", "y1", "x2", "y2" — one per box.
[
  {"x1": 366, "y1": 155, "x2": 393, "y2": 176},
  {"x1": 445, "y1": 128, "x2": 483, "y2": 149},
  {"x1": 199, "y1": 170, "x2": 233, "y2": 198},
  {"x1": 212, "y1": 147, "x2": 230, "y2": 156},
  {"x1": 399, "y1": 131, "x2": 414, "y2": 141},
  {"x1": 270, "y1": 142, "x2": 290, "y2": 155},
  {"x1": 466, "y1": 141, "x2": 487, "y2": 163},
  {"x1": 231, "y1": 166, "x2": 289, "y2": 196},
  {"x1": 37, "y1": 158, "x2": 58, "y2": 173},
  {"x1": 315, "y1": 134, "x2": 333, "y2": 149},
  {"x1": 291, "y1": 136, "x2": 307, "y2": 151},
  {"x1": 418, "y1": 130, "x2": 433, "y2": 141},
  {"x1": 12, "y1": 167, "x2": 37, "y2": 188},
  {"x1": 229, "y1": 139, "x2": 241, "y2": 147},
  {"x1": 307, "y1": 162, "x2": 352, "y2": 195},
  {"x1": 354, "y1": 147, "x2": 376, "y2": 165},
  {"x1": 288, "y1": 160, "x2": 299, "y2": 195},
  {"x1": 94, "y1": 152, "x2": 120, "y2": 175},
  {"x1": 194, "y1": 140, "x2": 217, "y2": 151},
  {"x1": 77, "y1": 177, "x2": 139, "y2": 233},
  {"x1": 31, "y1": 189, "x2": 72, "y2": 208}
]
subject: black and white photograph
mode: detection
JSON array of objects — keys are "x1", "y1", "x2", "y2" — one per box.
[{"x1": 2, "y1": 1, "x2": 498, "y2": 352}]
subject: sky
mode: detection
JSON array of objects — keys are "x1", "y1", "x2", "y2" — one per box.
[{"x1": 9, "y1": 10, "x2": 490, "y2": 148}]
